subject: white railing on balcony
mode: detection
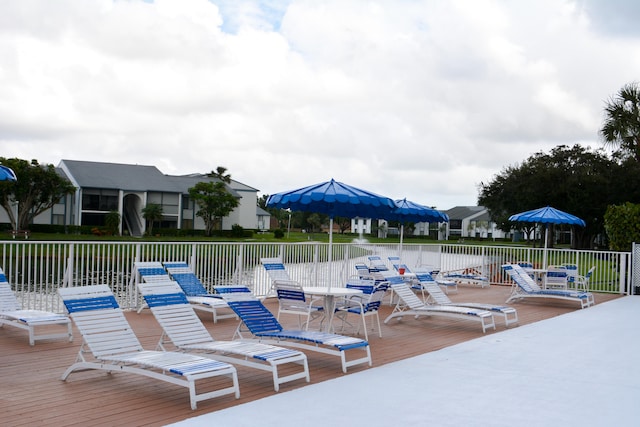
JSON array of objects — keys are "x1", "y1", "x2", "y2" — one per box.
[{"x1": 0, "y1": 241, "x2": 632, "y2": 313}]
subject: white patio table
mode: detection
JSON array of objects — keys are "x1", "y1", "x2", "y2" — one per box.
[{"x1": 302, "y1": 286, "x2": 362, "y2": 333}]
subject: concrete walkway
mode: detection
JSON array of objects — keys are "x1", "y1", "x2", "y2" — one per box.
[{"x1": 170, "y1": 296, "x2": 640, "y2": 427}]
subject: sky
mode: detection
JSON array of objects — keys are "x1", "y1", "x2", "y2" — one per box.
[{"x1": 1, "y1": 0, "x2": 640, "y2": 210}]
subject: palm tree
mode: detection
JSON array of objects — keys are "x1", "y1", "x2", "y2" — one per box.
[
  {"x1": 600, "y1": 82, "x2": 640, "y2": 162},
  {"x1": 141, "y1": 203, "x2": 163, "y2": 236},
  {"x1": 208, "y1": 166, "x2": 231, "y2": 183}
]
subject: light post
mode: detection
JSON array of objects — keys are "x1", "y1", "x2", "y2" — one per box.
[{"x1": 286, "y1": 209, "x2": 292, "y2": 239}]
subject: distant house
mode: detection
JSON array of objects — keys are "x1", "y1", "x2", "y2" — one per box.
[
  {"x1": 1, "y1": 159, "x2": 269, "y2": 236},
  {"x1": 443, "y1": 206, "x2": 507, "y2": 240}
]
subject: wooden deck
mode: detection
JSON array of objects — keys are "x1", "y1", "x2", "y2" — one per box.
[{"x1": 1, "y1": 285, "x2": 621, "y2": 427}]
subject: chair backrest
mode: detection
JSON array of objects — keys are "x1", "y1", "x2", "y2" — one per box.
[
  {"x1": 58, "y1": 285, "x2": 144, "y2": 358},
  {"x1": 517, "y1": 261, "x2": 534, "y2": 269},
  {"x1": 389, "y1": 282, "x2": 425, "y2": 310},
  {"x1": 138, "y1": 282, "x2": 214, "y2": 346},
  {"x1": 136, "y1": 262, "x2": 170, "y2": 283},
  {"x1": 354, "y1": 263, "x2": 372, "y2": 279},
  {"x1": 367, "y1": 256, "x2": 388, "y2": 271},
  {"x1": 545, "y1": 266, "x2": 568, "y2": 287},
  {"x1": 170, "y1": 272, "x2": 209, "y2": 296},
  {"x1": 0, "y1": 269, "x2": 21, "y2": 312},
  {"x1": 273, "y1": 280, "x2": 308, "y2": 311},
  {"x1": 563, "y1": 264, "x2": 579, "y2": 284},
  {"x1": 503, "y1": 264, "x2": 541, "y2": 292},
  {"x1": 585, "y1": 266, "x2": 596, "y2": 279},
  {"x1": 261, "y1": 258, "x2": 291, "y2": 282},
  {"x1": 163, "y1": 261, "x2": 189, "y2": 269},
  {"x1": 226, "y1": 299, "x2": 283, "y2": 334},
  {"x1": 418, "y1": 280, "x2": 453, "y2": 305}
]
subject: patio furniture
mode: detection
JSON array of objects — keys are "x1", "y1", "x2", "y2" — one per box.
[
  {"x1": 384, "y1": 282, "x2": 496, "y2": 333},
  {"x1": 544, "y1": 266, "x2": 569, "y2": 290},
  {"x1": 273, "y1": 279, "x2": 324, "y2": 330},
  {"x1": 574, "y1": 266, "x2": 596, "y2": 292},
  {"x1": 502, "y1": 264, "x2": 595, "y2": 309},
  {"x1": 415, "y1": 273, "x2": 518, "y2": 327},
  {"x1": 439, "y1": 268, "x2": 490, "y2": 288},
  {"x1": 225, "y1": 298, "x2": 372, "y2": 373},
  {"x1": 163, "y1": 262, "x2": 238, "y2": 323},
  {"x1": 333, "y1": 279, "x2": 388, "y2": 340},
  {"x1": 0, "y1": 268, "x2": 73, "y2": 346},
  {"x1": 261, "y1": 258, "x2": 293, "y2": 284},
  {"x1": 367, "y1": 256, "x2": 389, "y2": 272},
  {"x1": 138, "y1": 281, "x2": 310, "y2": 392},
  {"x1": 58, "y1": 285, "x2": 239, "y2": 410}
]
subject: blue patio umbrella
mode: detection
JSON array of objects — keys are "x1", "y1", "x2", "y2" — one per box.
[
  {"x1": 509, "y1": 206, "x2": 586, "y2": 268},
  {"x1": 266, "y1": 178, "x2": 396, "y2": 287},
  {"x1": 0, "y1": 165, "x2": 17, "y2": 181},
  {"x1": 385, "y1": 198, "x2": 449, "y2": 256}
]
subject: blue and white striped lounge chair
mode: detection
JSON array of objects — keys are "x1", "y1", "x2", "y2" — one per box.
[
  {"x1": 439, "y1": 268, "x2": 490, "y2": 289},
  {"x1": 225, "y1": 298, "x2": 372, "y2": 373},
  {"x1": 138, "y1": 281, "x2": 310, "y2": 392},
  {"x1": 163, "y1": 262, "x2": 238, "y2": 323},
  {"x1": 502, "y1": 264, "x2": 595, "y2": 309},
  {"x1": 58, "y1": 285, "x2": 239, "y2": 410},
  {"x1": 384, "y1": 282, "x2": 496, "y2": 333},
  {"x1": 415, "y1": 273, "x2": 518, "y2": 327},
  {"x1": 367, "y1": 256, "x2": 389, "y2": 272},
  {"x1": 0, "y1": 268, "x2": 73, "y2": 346},
  {"x1": 260, "y1": 258, "x2": 293, "y2": 285}
]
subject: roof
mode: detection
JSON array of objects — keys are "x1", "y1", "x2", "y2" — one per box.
[
  {"x1": 60, "y1": 160, "x2": 241, "y2": 197},
  {"x1": 445, "y1": 206, "x2": 488, "y2": 221},
  {"x1": 257, "y1": 206, "x2": 270, "y2": 216}
]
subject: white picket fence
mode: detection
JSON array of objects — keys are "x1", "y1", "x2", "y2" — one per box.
[{"x1": 0, "y1": 240, "x2": 631, "y2": 312}]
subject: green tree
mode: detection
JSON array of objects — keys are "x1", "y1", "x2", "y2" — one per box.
[
  {"x1": 0, "y1": 158, "x2": 75, "y2": 230},
  {"x1": 604, "y1": 202, "x2": 640, "y2": 251},
  {"x1": 188, "y1": 181, "x2": 239, "y2": 236},
  {"x1": 141, "y1": 203, "x2": 163, "y2": 236},
  {"x1": 207, "y1": 166, "x2": 231, "y2": 183},
  {"x1": 600, "y1": 82, "x2": 640, "y2": 162},
  {"x1": 478, "y1": 145, "x2": 616, "y2": 249},
  {"x1": 105, "y1": 210, "x2": 121, "y2": 236}
]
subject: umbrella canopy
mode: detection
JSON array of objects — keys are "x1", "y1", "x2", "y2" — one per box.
[
  {"x1": 509, "y1": 206, "x2": 585, "y2": 227},
  {"x1": 509, "y1": 206, "x2": 586, "y2": 268},
  {"x1": 267, "y1": 178, "x2": 396, "y2": 220},
  {"x1": 266, "y1": 179, "x2": 396, "y2": 288},
  {"x1": 385, "y1": 198, "x2": 449, "y2": 256},
  {"x1": 0, "y1": 165, "x2": 17, "y2": 181}
]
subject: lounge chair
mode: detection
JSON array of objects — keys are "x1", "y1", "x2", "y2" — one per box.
[
  {"x1": 138, "y1": 281, "x2": 310, "y2": 392},
  {"x1": 0, "y1": 268, "x2": 73, "y2": 346},
  {"x1": 225, "y1": 298, "x2": 372, "y2": 373},
  {"x1": 272, "y1": 279, "x2": 324, "y2": 330},
  {"x1": 414, "y1": 273, "x2": 518, "y2": 327},
  {"x1": 367, "y1": 255, "x2": 389, "y2": 272},
  {"x1": 260, "y1": 257, "x2": 293, "y2": 284},
  {"x1": 58, "y1": 285, "x2": 239, "y2": 410},
  {"x1": 384, "y1": 282, "x2": 496, "y2": 333},
  {"x1": 163, "y1": 262, "x2": 238, "y2": 323},
  {"x1": 502, "y1": 264, "x2": 595, "y2": 309},
  {"x1": 132, "y1": 261, "x2": 174, "y2": 313},
  {"x1": 439, "y1": 268, "x2": 490, "y2": 289}
]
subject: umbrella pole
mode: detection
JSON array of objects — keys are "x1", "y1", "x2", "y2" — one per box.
[
  {"x1": 327, "y1": 217, "x2": 333, "y2": 290},
  {"x1": 543, "y1": 224, "x2": 549, "y2": 269},
  {"x1": 399, "y1": 224, "x2": 404, "y2": 259}
]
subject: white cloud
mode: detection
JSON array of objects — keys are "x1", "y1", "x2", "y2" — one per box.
[{"x1": 0, "y1": 0, "x2": 638, "y2": 210}]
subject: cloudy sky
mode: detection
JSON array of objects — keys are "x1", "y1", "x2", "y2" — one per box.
[{"x1": 1, "y1": 0, "x2": 639, "y2": 210}]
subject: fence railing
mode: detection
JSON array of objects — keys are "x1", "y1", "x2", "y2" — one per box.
[{"x1": 0, "y1": 240, "x2": 631, "y2": 312}]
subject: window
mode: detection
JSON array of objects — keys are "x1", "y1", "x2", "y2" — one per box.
[{"x1": 82, "y1": 189, "x2": 118, "y2": 211}]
